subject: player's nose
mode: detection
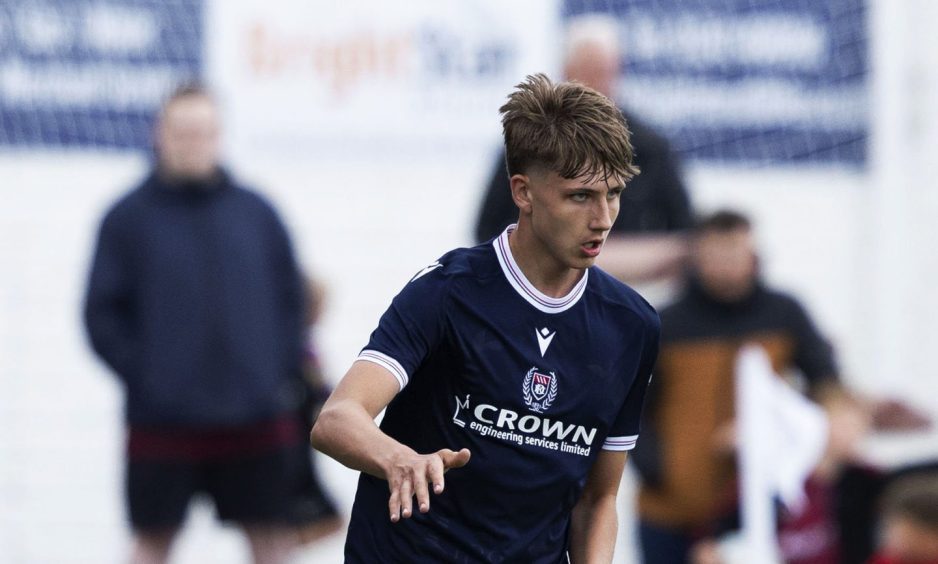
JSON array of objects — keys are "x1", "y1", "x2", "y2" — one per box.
[{"x1": 590, "y1": 197, "x2": 613, "y2": 231}]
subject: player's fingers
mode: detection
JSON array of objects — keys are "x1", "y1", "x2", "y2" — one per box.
[
  {"x1": 438, "y1": 447, "x2": 471, "y2": 470},
  {"x1": 399, "y1": 475, "x2": 414, "y2": 519},
  {"x1": 388, "y1": 481, "x2": 402, "y2": 523},
  {"x1": 413, "y1": 465, "x2": 431, "y2": 513},
  {"x1": 428, "y1": 454, "x2": 446, "y2": 495}
]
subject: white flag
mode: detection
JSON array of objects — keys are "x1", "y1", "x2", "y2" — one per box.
[{"x1": 730, "y1": 345, "x2": 829, "y2": 564}]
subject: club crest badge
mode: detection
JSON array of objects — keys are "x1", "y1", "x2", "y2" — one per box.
[{"x1": 523, "y1": 367, "x2": 558, "y2": 413}]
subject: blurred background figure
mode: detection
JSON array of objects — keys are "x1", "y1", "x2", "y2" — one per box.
[
  {"x1": 300, "y1": 276, "x2": 330, "y2": 425},
  {"x1": 473, "y1": 13, "x2": 693, "y2": 299},
  {"x1": 82, "y1": 84, "x2": 333, "y2": 564},
  {"x1": 868, "y1": 473, "x2": 938, "y2": 564},
  {"x1": 632, "y1": 210, "x2": 930, "y2": 564},
  {"x1": 293, "y1": 275, "x2": 342, "y2": 544}
]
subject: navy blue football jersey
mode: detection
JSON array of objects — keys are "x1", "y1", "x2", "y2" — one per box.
[{"x1": 345, "y1": 226, "x2": 660, "y2": 563}]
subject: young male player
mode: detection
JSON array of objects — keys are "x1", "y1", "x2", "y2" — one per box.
[{"x1": 311, "y1": 74, "x2": 660, "y2": 563}]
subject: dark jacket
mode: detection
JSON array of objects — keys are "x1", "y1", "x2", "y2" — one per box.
[
  {"x1": 473, "y1": 111, "x2": 693, "y2": 243},
  {"x1": 84, "y1": 170, "x2": 306, "y2": 427},
  {"x1": 633, "y1": 277, "x2": 839, "y2": 528}
]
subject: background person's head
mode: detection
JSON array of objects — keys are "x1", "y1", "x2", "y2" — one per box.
[
  {"x1": 154, "y1": 83, "x2": 221, "y2": 183},
  {"x1": 876, "y1": 474, "x2": 938, "y2": 562},
  {"x1": 690, "y1": 210, "x2": 759, "y2": 303},
  {"x1": 562, "y1": 14, "x2": 621, "y2": 98}
]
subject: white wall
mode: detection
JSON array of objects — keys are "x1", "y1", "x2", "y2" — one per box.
[{"x1": 0, "y1": 152, "x2": 143, "y2": 562}]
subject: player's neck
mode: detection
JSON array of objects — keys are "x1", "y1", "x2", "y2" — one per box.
[{"x1": 507, "y1": 226, "x2": 584, "y2": 298}]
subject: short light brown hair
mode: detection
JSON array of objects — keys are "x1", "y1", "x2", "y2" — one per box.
[
  {"x1": 881, "y1": 474, "x2": 938, "y2": 530},
  {"x1": 500, "y1": 73, "x2": 638, "y2": 183},
  {"x1": 162, "y1": 81, "x2": 214, "y2": 110}
]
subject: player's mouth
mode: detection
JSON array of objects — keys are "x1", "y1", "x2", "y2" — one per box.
[{"x1": 581, "y1": 239, "x2": 604, "y2": 258}]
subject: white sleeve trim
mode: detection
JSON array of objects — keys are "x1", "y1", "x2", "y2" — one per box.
[
  {"x1": 356, "y1": 350, "x2": 409, "y2": 391},
  {"x1": 602, "y1": 434, "x2": 639, "y2": 451}
]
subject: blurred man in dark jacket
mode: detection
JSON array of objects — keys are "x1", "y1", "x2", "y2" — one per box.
[
  {"x1": 634, "y1": 210, "x2": 930, "y2": 564},
  {"x1": 475, "y1": 14, "x2": 692, "y2": 294},
  {"x1": 84, "y1": 84, "x2": 320, "y2": 564}
]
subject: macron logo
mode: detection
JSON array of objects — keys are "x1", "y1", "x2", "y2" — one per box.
[
  {"x1": 536, "y1": 327, "x2": 556, "y2": 357},
  {"x1": 411, "y1": 261, "x2": 442, "y2": 282}
]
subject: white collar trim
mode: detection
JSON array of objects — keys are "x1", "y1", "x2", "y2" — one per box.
[{"x1": 492, "y1": 224, "x2": 588, "y2": 314}]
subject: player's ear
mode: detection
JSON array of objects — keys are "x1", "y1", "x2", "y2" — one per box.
[{"x1": 509, "y1": 174, "x2": 533, "y2": 215}]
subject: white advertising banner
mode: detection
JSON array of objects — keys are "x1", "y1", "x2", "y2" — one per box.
[{"x1": 206, "y1": 0, "x2": 560, "y2": 159}]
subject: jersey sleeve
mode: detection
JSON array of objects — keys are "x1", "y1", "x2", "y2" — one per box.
[
  {"x1": 357, "y1": 262, "x2": 450, "y2": 391},
  {"x1": 603, "y1": 316, "x2": 661, "y2": 451}
]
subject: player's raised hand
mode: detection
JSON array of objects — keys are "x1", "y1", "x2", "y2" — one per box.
[{"x1": 386, "y1": 447, "x2": 471, "y2": 522}]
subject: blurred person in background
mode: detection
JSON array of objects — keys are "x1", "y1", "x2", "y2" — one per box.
[
  {"x1": 300, "y1": 276, "x2": 331, "y2": 425},
  {"x1": 836, "y1": 460, "x2": 938, "y2": 564},
  {"x1": 868, "y1": 473, "x2": 938, "y2": 564},
  {"x1": 312, "y1": 74, "x2": 657, "y2": 563},
  {"x1": 83, "y1": 84, "x2": 332, "y2": 564},
  {"x1": 474, "y1": 14, "x2": 692, "y2": 295},
  {"x1": 632, "y1": 210, "x2": 930, "y2": 564},
  {"x1": 293, "y1": 275, "x2": 343, "y2": 543}
]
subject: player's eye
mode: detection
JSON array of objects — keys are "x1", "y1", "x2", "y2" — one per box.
[
  {"x1": 607, "y1": 189, "x2": 623, "y2": 200},
  {"x1": 571, "y1": 192, "x2": 589, "y2": 202}
]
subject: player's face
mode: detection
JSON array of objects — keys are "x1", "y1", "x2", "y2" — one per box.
[
  {"x1": 693, "y1": 228, "x2": 758, "y2": 302},
  {"x1": 522, "y1": 169, "x2": 624, "y2": 272},
  {"x1": 156, "y1": 95, "x2": 221, "y2": 182}
]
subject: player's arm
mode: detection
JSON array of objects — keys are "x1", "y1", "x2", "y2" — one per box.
[
  {"x1": 568, "y1": 450, "x2": 628, "y2": 564},
  {"x1": 310, "y1": 361, "x2": 470, "y2": 522}
]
